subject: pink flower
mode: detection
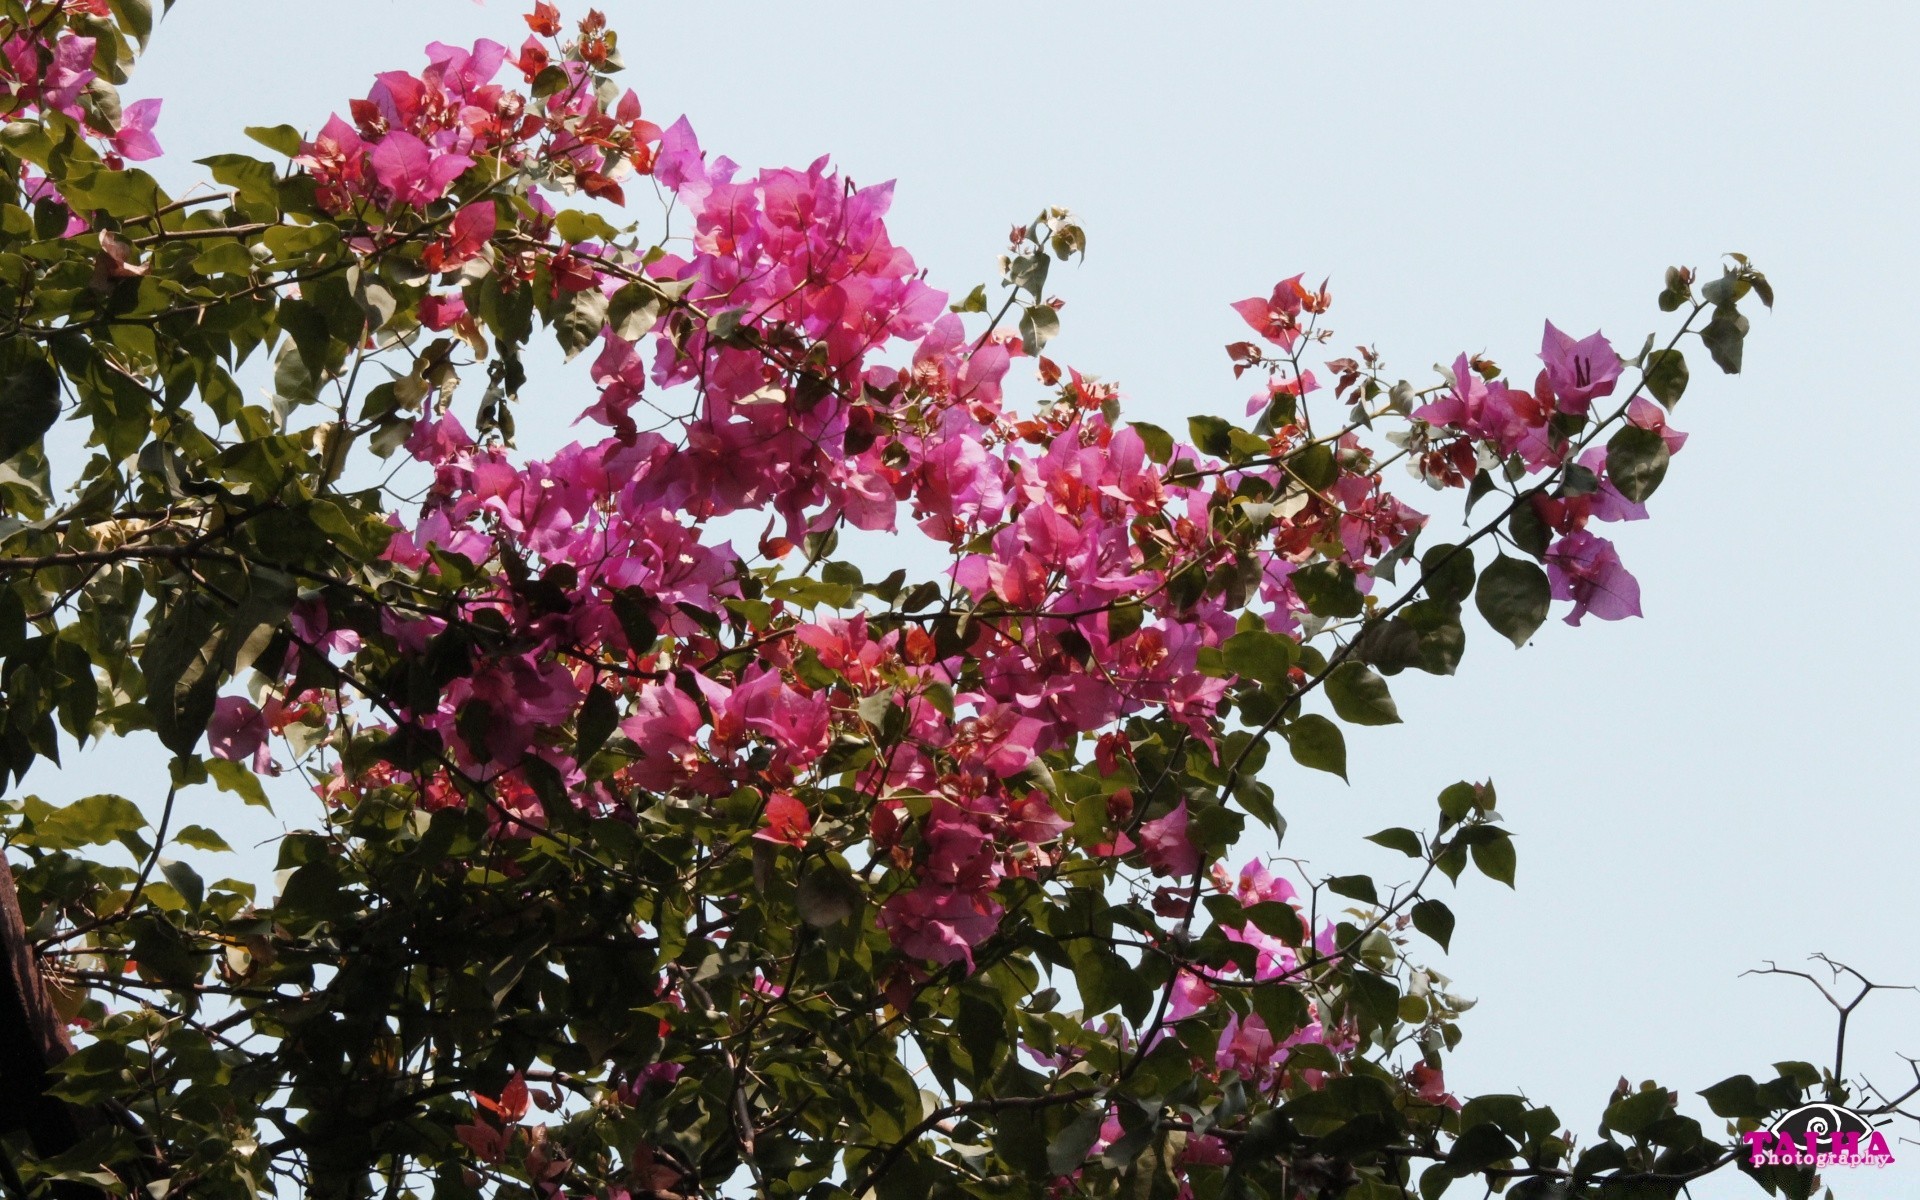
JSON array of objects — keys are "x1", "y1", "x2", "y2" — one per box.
[
  {"x1": 111, "y1": 98, "x2": 163, "y2": 161},
  {"x1": 1537, "y1": 321, "x2": 1621, "y2": 414},
  {"x1": 1409, "y1": 1062, "x2": 1462, "y2": 1111},
  {"x1": 417, "y1": 292, "x2": 467, "y2": 331},
  {"x1": 620, "y1": 681, "x2": 709, "y2": 790},
  {"x1": 878, "y1": 884, "x2": 1003, "y2": 970},
  {"x1": 426, "y1": 200, "x2": 495, "y2": 270},
  {"x1": 1008, "y1": 791, "x2": 1070, "y2": 846},
  {"x1": 653, "y1": 116, "x2": 710, "y2": 205},
  {"x1": 1545, "y1": 530, "x2": 1642, "y2": 625},
  {"x1": 1626, "y1": 395, "x2": 1688, "y2": 454},
  {"x1": 1138, "y1": 800, "x2": 1199, "y2": 878},
  {"x1": 1167, "y1": 969, "x2": 1219, "y2": 1021},
  {"x1": 369, "y1": 131, "x2": 472, "y2": 209},
  {"x1": 1229, "y1": 276, "x2": 1308, "y2": 349},
  {"x1": 752, "y1": 793, "x2": 812, "y2": 848},
  {"x1": 207, "y1": 696, "x2": 270, "y2": 771}
]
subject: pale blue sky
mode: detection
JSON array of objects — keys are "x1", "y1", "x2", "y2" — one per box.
[{"x1": 34, "y1": 2, "x2": 1920, "y2": 1194}]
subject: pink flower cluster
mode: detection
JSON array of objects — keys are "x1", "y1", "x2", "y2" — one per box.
[
  {"x1": 1411, "y1": 322, "x2": 1687, "y2": 626},
  {"x1": 293, "y1": 11, "x2": 659, "y2": 225},
  {"x1": 187, "y1": 7, "x2": 1708, "y2": 1139},
  {"x1": 1, "y1": 4, "x2": 165, "y2": 223}
]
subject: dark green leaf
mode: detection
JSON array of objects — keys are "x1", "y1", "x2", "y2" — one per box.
[
  {"x1": 1469, "y1": 833, "x2": 1516, "y2": 887},
  {"x1": 1365, "y1": 827, "x2": 1423, "y2": 858},
  {"x1": 1411, "y1": 899, "x2": 1454, "y2": 952},
  {"x1": 1284, "y1": 715, "x2": 1346, "y2": 780},
  {"x1": 1292, "y1": 562, "x2": 1363, "y2": 619},
  {"x1": 1188, "y1": 415, "x2": 1233, "y2": 458},
  {"x1": 1048, "y1": 1105, "x2": 1107, "y2": 1177},
  {"x1": 1698, "y1": 1075, "x2": 1765, "y2": 1120},
  {"x1": 1131, "y1": 421, "x2": 1174, "y2": 464},
  {"x1": 1326, "y1": 875, "x2": 1377, "y2": 905},
  {"x1": 1325, "y1": 662, "x2": 1399, "y2": 726},
  {"x1": 1221, "y1": 629, "x2": 1295, "y2": 687},
  {"x1": 139, "y1": 591, "x2": 226, "y2": 756},
  {"x1": 1474, "y1": 556, "x2": 1550, "y2": 649},
  {"x1": 575, "y1": 684, "x2": 618, "y2": 759},
  {"x1": 555, "y1": 287, "x2": 610, "y2": 360},
  {"x1": 1642, "y1": 349, "x2": 1689, "y2": 409},
  {"x1": 1700, "y1": 306, "x2": 1749, "y2": 374},
  {"x1": 1419, "y1": 543, "x2": 1475, "y2": 605},
  {"x1": 796, "y1": 863, "x2": 861, "y2": 927},
  {"x1": 1605, "y1": 425, "x2": 1669, "y2": 504},
  {"x1": 0, "y1": 357, "x2": 60, "y2": 462},
  {"x1": 1602, "y1": 1087, "x2": 1672, "y2": 1138},
  {"x1": 1019, "y1": 303, "x2": 1060, "y2": 355}
]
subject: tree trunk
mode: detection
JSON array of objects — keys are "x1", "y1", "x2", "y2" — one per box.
[{"x1": 0, "y1": 856, "x2": 86, "y2": 1185}]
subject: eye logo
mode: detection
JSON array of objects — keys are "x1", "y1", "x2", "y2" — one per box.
[{"x1": 1742, "y1": 1103, "x2": 1895, "y2": 1169}]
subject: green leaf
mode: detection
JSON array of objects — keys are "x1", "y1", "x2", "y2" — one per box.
[
  {"x1": 1292, "y1": 562, "x2": 1363, "y2": 619},
  {"x1": 60, "y1": 166, "x2": 167, "y2": 219},
  {"x1": 1221, "y1": 629, "x2": 1295, "y2": 688},
  {"x1": 1365, "y1": 827, "x2": 1423, "y2": 858},
  {"x1": 1506, "y1": 501, "x2": 1549, "y2": 559},
  {"x1": 554, "y1": 208, "x2": 623, "y2": 245},
  {"x1": 1326, "y1": 874, "x2": 1377, "y2": 905},
  {"x1": 1353, "y1": 616, "x2": 1424, "y2": 676},
  {"x1": 1474, "y1": 556, "x2": 1550, "y2": 649},
  {"x1": 206, "y1": 757, "x2": 272, "y2": 810},
  {"x1": 1019, "y1": 302, "x2": 1060, "y2": 355},
  {"x1": 575, "y1": 684, "x2": 618, "y2": 759},
  {"x1": 949, "y1": 283, "x2": 988, "y2": 314},
  {"x1": 795, "y1": 863, "x2": 861, "y2": 927},
  {"x1": 1436, "y1": 782, "x2": 1480, "y2": 822},
  {"x1": 244, "y1": 124, "x2": 304, "y2": 157},
  {"x1": 110, "y1": 0, "x2": 155, "y2": 47},
  {"x1": 1602, "y1": 1087, "x2": 1671, "y2": 1138},
  {"x1": 1700, "y1": 306, "x2": 1749, "y2": 374},
  {"x1": 1288, "y1": 442, "x2": 1337, "y2": 490},
  {"x1": 1605, "y1": 425, "x2": 1669, "y2": 504},
  {"x1": 32, "y1": 794, "x2": 146, "y2": 851},
  {"x1": 139, "y1": 591, "x2": 226, "y2": 757},
  {"x1": 172, "y1": 824, "x2": 233, "y2": 853},
  {"x1": 1131, "y1": 421, "x2": 1174, "y2": 464},
  {"x1": 1188, "y1": 414, "x2": 1232, "y2": 458},
  {"x1": 1347, "y1": 970, "x2": 1400, "y2": 1032},
  {"x1": 1325, "y1": 662, "x2": 1400, "y2": 726},
  {"x1": 1447, "y1": 1124, "x2": 1517, "y2": 1173},
  {"x1": 1243, "y1": 901, "x2": 1305, "y2": 947},
  {"x1": 554, "y1": 287, "x2": 610, "y2": 361},
  {"x1": 1411, "y1": 899, "x2": 1455, "y2": 952},
  {"x1": 195, "y1": 154, "x2": 278, "y2": 210},
  {"x1": 1469, "y1": 832, "x2": 1516, "y2": 887},
  {"x1": 607, "y1": 281, "x2": 662, "y2": 341},
  {"x1": 1420, "y1": 1164, "x2": 1456, "y2": 1200},
  {"x1": 161, "y1": 859, "x2": 204, "y2": 910},
  {"x1": 0, "y1": 357, "x2": 60, "y2": 462},
  {"x1": 1419, "y1": 543, "x2": 1475, "y2": 605},
  {"x1": 1048, "y1": 1105, "x2": 1107, "y2": 1177},
  {"x1": 1697, "y1": 1075, "x2": 1765, "y2": 1120},
  {"x1": 1284, "y1": 715, "x2": 1346, "y2": 780},
  {"x1": 611, "y1": 588, "x2": 659, "y2": 652},
  {"x1": 1642, "y1": 349, "x2": 1689, "y2": 409},
  {"x1": 1657, "y1": 266, "x2": 1692, "y2": 313}
]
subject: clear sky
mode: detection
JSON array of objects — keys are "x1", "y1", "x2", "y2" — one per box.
[{"x1": 32, "y1": 2, "x2": 1920, "y2": 1195}]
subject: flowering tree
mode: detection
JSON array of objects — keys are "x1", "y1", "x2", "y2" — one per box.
[{"x1": 0, "y1": 4, "x2": 1904, "y2": 1200}]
